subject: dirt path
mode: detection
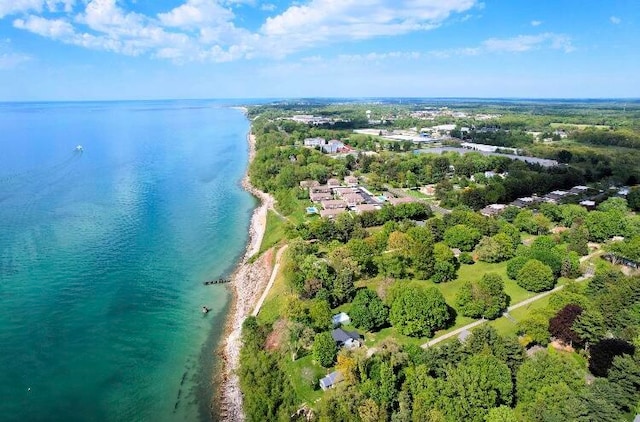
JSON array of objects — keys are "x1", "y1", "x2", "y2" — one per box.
[{"x1": 252, "y1": 244, "x2": 288, "y2": 317}]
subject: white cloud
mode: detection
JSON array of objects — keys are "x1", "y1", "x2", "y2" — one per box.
[
  {"x1": 260, "y1": 0, "x2": 478, "y2": 54},
  {"x1": 419, "y1": 33, "x2": 574, "y2": 57},
  {"x1": 14, "y1": 15, "x2": 76, "y2": 38},
  {"x1": 6, "y1": 0, "x2": 479, "y2": 62},
  {"x1": 158, "y1": 0, "x2": 234, "y2": 28},
  {"x1": 531, "y1": 20, "x2": 542, "y2": 27},
  {"x1": 260, "y1": 3, "x2": 276, "y2": 12},
  {"x1": 0, "y1": 0, "x2": 74, "y2": 18},
  {"x1": 610, "y1": 16, "x2": 621, "y2": 24},
  {"x1": 482, "y1": 33, "x2": 574, "y2": 53}
]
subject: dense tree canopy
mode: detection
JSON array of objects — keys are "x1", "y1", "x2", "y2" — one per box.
[
  {"x1": 389, "y1": 286, "x2": 450, "y2": 337},
  {"x1": 456, "y1": 273, "x2": 508, "y2": 319},
  {"x1": 313, "y1": 331, "x2": 338, "y2": 367},
  {"x1": 516, "y1": 259, "x2": 555, "y2": 292},
  {"x1": 350, "y1": 289, "x2": 389, "y2": 331}
]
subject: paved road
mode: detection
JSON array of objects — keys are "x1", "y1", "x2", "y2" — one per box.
[{"x1": 421, "y1": 250, "x2": 601, "y2": 349}]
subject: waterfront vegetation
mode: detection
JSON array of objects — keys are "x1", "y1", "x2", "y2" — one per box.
[{"x1": 239, "y1": 101, "x2": 640, "y2": 422}]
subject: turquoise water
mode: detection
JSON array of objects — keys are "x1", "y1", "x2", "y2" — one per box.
[{"x1": 0, "y1": 101, "x2": 255, "y2": 421}]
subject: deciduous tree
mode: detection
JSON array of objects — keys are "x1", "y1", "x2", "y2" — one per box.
[
  {"x1": 516, "y1": 259, "x2": 555, "y2": 292},
  {"x1": 390, "y1": 286, "x2": 450, "y2": 337},
  {"x1": 313, "y1": 331, "x2": 338, "y2": 367},
  {"x1": 350, "y1": 289, "x2": 389, "y2": 331},
  {"x1": 456, "y1": 273, "x2": 508, "y2": 319}
]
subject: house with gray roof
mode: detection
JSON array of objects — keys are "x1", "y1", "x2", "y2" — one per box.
[
  {"x1": 331, "y1": 328, "x2": 361, "y2": 349},
  {"x1": 319, "y1": 371, "x2": 344, "y2": 390}
]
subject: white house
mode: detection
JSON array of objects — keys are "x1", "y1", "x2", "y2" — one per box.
[{"x1": 332, "y1": 312, "x2": 351, "y2": 327}]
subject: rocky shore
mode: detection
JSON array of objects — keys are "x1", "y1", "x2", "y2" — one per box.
[{"x1": 215, "y1": 133, "x2": 275, "y2": 422}]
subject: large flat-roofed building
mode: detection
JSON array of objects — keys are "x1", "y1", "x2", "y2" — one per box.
[
  {"x1": 320, "y1": 208, "x2": 347, "y2": 219},
  {"x1": 310, "y1": 191, "x2": 333, "y2": 202},
  {"x1": 321, "y1": 199, "x2": 347, "y2": 210}
]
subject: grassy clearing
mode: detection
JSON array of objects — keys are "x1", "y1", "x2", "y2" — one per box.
[
  {"x1": 456, "y1": 261, "x2": 535, "y2": 305},
  {"x1": 489, "y1": 296, "x2": 550, "y2": 337},
  {"x1": 257, "y1": 267, "x2": 292, "y2": 326},
  {"x1": 550, "y1": 123, "x2": 609, "y2": 130},
  {"x1": 257, "y1": 211, "x2": 287, "y2": 256},
  {"x1": 281, "y1": 354, "x2": 325, "y2": 405},
  {"x1": 353, "y1": 260, "x2": 539, "y2": 346},
  {"x1": 403, "y1": 189, "x2": 429, "y2": 199}
]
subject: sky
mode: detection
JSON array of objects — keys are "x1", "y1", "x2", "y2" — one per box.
[{"x1": 0, "y1": 0, "x2": 639, "y2": 101}]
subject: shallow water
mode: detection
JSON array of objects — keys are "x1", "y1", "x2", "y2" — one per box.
[{"x1": 0, "y1": 101, "x2": 254, "y2": 421}]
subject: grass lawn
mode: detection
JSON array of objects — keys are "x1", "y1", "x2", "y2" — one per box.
[
  {"x1": 455, "y1": 261, "x2": 536, "y2": 305},
  {"x1": 352, "y1": 260, "x2": 540, "y2": 347},
  {"x1": 489, "y1": 296, "x2": 551, "y2": 337},
  {"x1": 257, "y1": 210, "x2": 287, "y2": 257},
  {"x1": 549, "y1": 123, "x2": 609, "y2": 130},
  {"x1": 403, "y1": 189, "x2": 429, "y2": 199},
  {"x1": 257, "y1": 268, "x2": 293, "y2": 326},
  {"x1": 281, "y1": 354, "x2": 325, "y2": 405}
]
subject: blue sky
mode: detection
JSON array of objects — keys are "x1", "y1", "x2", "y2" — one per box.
[{"x1": 0, "y1": 0, "x2": 638, "y2": 100}]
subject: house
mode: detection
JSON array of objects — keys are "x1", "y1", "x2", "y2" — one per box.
[
  {"x1": 344, "y1": 176, "x2": 358, "y2": 187},
  {"x1": 333, "y1": 187, "x2": 358, "y2": 198},
  {"x1": 546, "y1": 190, "x2": 569, "y2": 202},
  {"x1": 322, "y1": 139, "x2": 345, "y2": 154},
  {"x1": 569, "y1": 185, "x2": 590, "y2": 195},
  {"x1": 310, "y1": 185, "x2": 331, "y2": 194},
  {"x1": 319, "y1": 371, "x2": 344, "y2": 391},
  {"x1": 321, "y1": 199, "x2": 347, "y2": 210},
  {"x1": 510, "y1": 196, "x2": 538, "y2": 208},
  {"x1": 343, "y1": 193, "x2": 366, "y2": 207},
  {"x1": 320, "y1": 208, "x2": 347, "y2": 219},
  {"x1": 310, "y1": 191, "x2": 333, "y2": 202},
  {"x1": 618, "y1": 187, "x2": 630, "y2": 197},
  {"x1": 580, "y1": 200, "x2": 596, "y2": 209},
  {"x1": 388, "y1": 197, "x2": 415, "y2": 206},
  {"x1": 331, "y1": 328, "x2": 361, "y2": 349},
  {"x1": 304, "y1": 137, "x2": 326, "y2": 147},
  {"x1": 327, "y1": 178, "x2": 341, "y2": 187},
  {"x1": 354, "y1": 204, "x2": 379, "y2": 214},
  {"x1": 300, "y1": 180, "x2": 320, "y2": 189},
  {"x1": 480, "y1": 203, "x2": 506, "y2": 217},
  {"x1": 332, "y1": 312, "x2": 351, "y2": 327}
]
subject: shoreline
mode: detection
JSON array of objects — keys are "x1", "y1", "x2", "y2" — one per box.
[{"x1": 214, "y1": 132, "x2": 274, "y2": 421}]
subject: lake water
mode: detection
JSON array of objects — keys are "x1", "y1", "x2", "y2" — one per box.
[{"x1": 0, "y1": 101, "x2": 255, "y2": 421}]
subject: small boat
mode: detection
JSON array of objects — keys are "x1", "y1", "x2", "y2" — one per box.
[
  {"x1": 75, "y1": 145, "x2": 83, "y2": 152},
  {"x1": 202, "y1": 306, "x2": 210, "y2": 314}
]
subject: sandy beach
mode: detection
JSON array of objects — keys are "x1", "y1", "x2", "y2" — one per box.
[{"x1": 215, "y1": 132, "x2": 275, "y2": 422}]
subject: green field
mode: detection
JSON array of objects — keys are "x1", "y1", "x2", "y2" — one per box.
[
  {"x1": 257, "y1": 210, "x2": 287, "y2": 257},
  {"x1": 403, "y1": 189, "x2": 430, "y2": 199},
  {"x1": 257, "y1": 267, "x2": 291, "y2": 325},
  {"x1": 281, "y1": 354, "x2": 325, "y2": 405},
  {"x1": 549, "y1": 122, "x2": 609, "y2": 130},
  {"x1": 489, "y1": 296, "x2": 551, "y2": 337}
]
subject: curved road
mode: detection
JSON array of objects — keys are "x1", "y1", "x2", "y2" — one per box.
[{"x1": 421, "y1": 251, "x2": 600, "y2": 349}]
